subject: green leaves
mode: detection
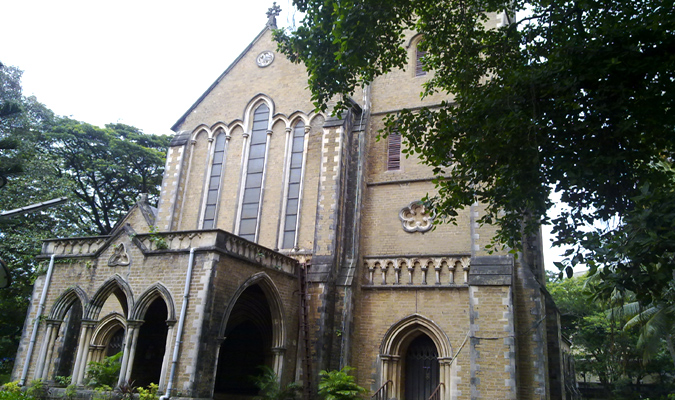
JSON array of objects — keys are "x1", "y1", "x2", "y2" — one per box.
[
  {"x1": 86, "y1": 352, "x2": 123, "y2": 389},
  {"x1": 252, "y1": 366, "x2": 301, "y2": 400},
  {"x1": 278, "y1": 0, "x2": 675, "y2": 304},
  {"x1": 318, "y1": 367, "x2": 367, "y2": 400},
  {"x1": 44, "y1": 119, "x2": 170, "y2": 235}
]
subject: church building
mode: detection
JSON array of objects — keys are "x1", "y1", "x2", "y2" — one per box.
[{"x1": 13, "y1": 6, "x2": 574, "y2": 400}]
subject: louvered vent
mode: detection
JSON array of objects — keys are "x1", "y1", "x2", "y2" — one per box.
[{"x1": 387, "y1": 133, "x2": 402, "y2": 171}]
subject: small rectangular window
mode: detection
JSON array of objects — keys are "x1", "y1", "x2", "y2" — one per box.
[
  {"x1": 241, "y1": 203, "x2": 259, "y2": 219},
  {"x1": 245, "y1": 172, "x2": 263, "y2": 188},
  {"x1": 239, "y1": 219, "x2": 257, "y2": 235},
  {"x1": 243, "y1": 187, "x2": 261, "y2": 203},
  {"x1": 249, "y1": 143, "x2": 266, "y2": 159},
  {"x1": 204, "y1": 204, "x2": 216, "y2": 220},
  {"x1": 286, "y1": 199, "x2": 299, "y2": 214},
  {"x1": 387, "y1": 133, "x2": 402, "y2": 171},
  {"x1": 282, "y1": 231, "x2": 295, "y2": 249}
]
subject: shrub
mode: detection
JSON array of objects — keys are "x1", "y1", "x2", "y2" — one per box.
[
  {"x1": 92, "y1": 385, "x2": 113, "y2": 400},
  {"x1": 114, "y1": 381, "x2": 136, "y2": 400},
  {"x1": 252, "y1": 366, "x2": 301, "y2": 400},
  {"x1": 54, "y1": 376, "x2": 71, "y2": 388},
  {"x1": 318, "y1": 367, "x2": 366, "y2": 400},
  {"x1": 63, "y1": 384, "x2": 77, "y2": 400},
  {"x1": 86, "y1": 352, "x2": 122, "y2": 389},
  {"x1": 25, "y1": 380, "x2": 48, "y2": 400},
  {"x1": 137, "y1": 383, "x2": 158, "y2": 400},
  {"x1": 0, "y1": 382, "x2": 22, "y2": 394}
]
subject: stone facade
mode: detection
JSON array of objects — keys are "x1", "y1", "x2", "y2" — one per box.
[{"x1": 13, "y1": 12, "x2": 575, "y2": 400}]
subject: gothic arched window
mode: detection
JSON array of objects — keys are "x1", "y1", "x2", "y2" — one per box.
[
  {"x1": 279, "y1": 121, "x2": 307, "y2": 249},
  {"x1": 202, "y1": 130, "x2": 227, "y2": 229},
  {"x1": 415, "y1": 45, "x2": 427, "y2": 77},
  {"x1": 238, "y1": 104, "x2": 270, "y2": 242}
]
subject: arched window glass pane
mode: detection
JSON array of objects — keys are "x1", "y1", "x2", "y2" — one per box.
[
  {"x1": 203, "y1": 130, "x2": 227, "y2": 229},
  {"x1": 238, "y1": 104, "x2": 269, "y2": 241},
  {"x1": 282, "y1": 121, "x2": 305, "y2": 249}
]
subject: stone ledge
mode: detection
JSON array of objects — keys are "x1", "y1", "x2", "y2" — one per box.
[{"x1": 468, "y1": 255, "x2": 514, "y2": 286}]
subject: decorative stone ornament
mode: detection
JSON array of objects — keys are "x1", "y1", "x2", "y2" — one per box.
[
  {"x1": 399, "y1": 201, "x2": 434, "y2": 232},
  {"x1": 256, "y1": 51, "x2": 275, "y2": 67},
  {"x1": 108, "y1": 243, "x2": 130, "y2": 267}
]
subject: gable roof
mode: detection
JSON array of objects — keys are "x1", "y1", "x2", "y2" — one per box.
[{"x1": 171, "y1": 25, "x2": 271, "y2": 132}]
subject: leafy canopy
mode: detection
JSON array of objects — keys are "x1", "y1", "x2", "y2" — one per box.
[
  {"x1": 0, "y1": 63, "x2": 170, "y2": 376},
  {"x1": 44, "y1": 119, "x2": 170, "y2": 235},
  {"x1": 548, "y1": 276, "x2": 675, "y2": 395},
  {"x1": 276, "y1": 0, "x2": 675, "y2": 300}
]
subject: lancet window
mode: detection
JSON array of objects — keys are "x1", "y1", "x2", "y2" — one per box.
[
  {"x1": 280, "y1": 121, "x2": 307, "y2": 249},
  {"x1": 416, "y1": 46, "x2": 427, "y2": 76},
  {"x1": 238, "y1": 104, "x2": 270, "y2": 242},
  {"x1": 202, "y1": 130, "x2": 227, "y2": 229}
]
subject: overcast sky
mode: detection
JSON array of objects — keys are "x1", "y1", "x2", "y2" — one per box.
[
  {"x1": 1, "y1": 0, "x2": 298, "y2": 136},
  {"x1": 1, "y1": 0, "x2": 567, "y2": 271}
]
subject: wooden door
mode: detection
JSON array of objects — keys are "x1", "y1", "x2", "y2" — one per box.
[{"x1": 404, "y1": 335, "x2": 439, "y2": 400}]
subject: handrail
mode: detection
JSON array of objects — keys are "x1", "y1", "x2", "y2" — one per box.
[
  {"x1": 428, "y1": 382, "x2": 445, "y2": 400},
  {"x1": 371, "y1": 380, "x2": 393, "y2": 400}
]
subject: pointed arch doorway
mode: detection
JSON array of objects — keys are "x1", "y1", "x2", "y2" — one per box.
[
  {"x1": 213, "y1": 280, "x2": 284, "y2": 399},
  {"x1": 379, "y1": 315, "x2": 453, "y2": 400}
]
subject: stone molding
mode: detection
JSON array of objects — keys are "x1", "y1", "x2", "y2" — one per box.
[{"x1": 364, "y1": 255, "x2": 470, "y2": 286}]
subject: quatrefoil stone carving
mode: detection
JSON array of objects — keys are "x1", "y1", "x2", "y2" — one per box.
[{"x1": 399, "y1": 201, "x2": 434, "y2": 233}]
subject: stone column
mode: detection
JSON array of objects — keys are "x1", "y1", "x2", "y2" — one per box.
[
  {"x1": 73, "y1": 320, "x2": 96, "y2": 385},
  {"x1": 438, "y1": 357, "x2": 453, "y2": 400},
  {"x1": 158, "y1": 320, "x2": 176, "y2": 391},
  {"x1": 118, "y1": 320, "x2": 143, "y2": 386},
  {"x1": 380, "y1": 355, "x2": 391, "y2": 392},
  {"x1": 34, "y1": 320, "x2": 59, "y2": 380},
  {"x1": 272, "y1": 347, "x2": 286, "y2": 379},
  {"x1": 40, "y1": 320, "x2": 62, "y2": 380},
  {"x1": 390, "y1": 355, "x2": 401, "y2": 399}
]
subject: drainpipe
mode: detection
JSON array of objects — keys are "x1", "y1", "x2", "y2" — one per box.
[
  {"x1": 160, "y1": 248, "x2": 195, "y2": 400},
  {"x1": 20, "y1": 254, "x2": 56, "y2": 385}
]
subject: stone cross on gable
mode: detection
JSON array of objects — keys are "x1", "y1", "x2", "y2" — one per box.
[{"x1": 266, "y1": 2, "x2": 282, "y2": 28}]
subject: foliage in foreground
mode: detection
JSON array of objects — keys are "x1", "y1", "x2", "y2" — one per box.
[
  {"x1": 86, "y1": 352, "x2": 122, "y2": 389},
  {"x1": 548, "y1": 275, "x2": 675, "y2": 397},
  {"x1": 318, "y1": 367, "x2": 367, "y2": 400},
  {"x1": 0, "y1": 62, "x2": 170, "y2": 376},
  {"x1": 276, "y1": 0, "x2": 675, "y2": 304},
  {"x1": 252, "y1": 366, "x2": 301, "y2": 400},
  {"x1": 136, "y1": 383, "x2": 159, "y2": 400}
]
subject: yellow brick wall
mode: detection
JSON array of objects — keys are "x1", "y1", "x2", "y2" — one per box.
[
  {"x1": 175, "y1": 29, "x2": 315, "y2": 135},
  {"x1": 351, "y1": 287, "x2": 471, "y2": 399}
]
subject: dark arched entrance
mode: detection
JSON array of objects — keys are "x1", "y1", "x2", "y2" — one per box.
[
  {"x1": 214, "y1": 285, "x2": 273, "y2": 398},
  {"x1": 404, "y1": 334, "x2": 439, "y2": 400},
  {"x1": 106, "y1": 327, "x2": 125, "y2": 357},
  {"x1": 55, "y1": 302, "x2": 82, "y2": 378},
  {"x1": 131, "y1": 299, "x2": 168, "y2": 387}
]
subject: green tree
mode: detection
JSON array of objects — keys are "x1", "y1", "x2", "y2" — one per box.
[
  {"x1": 0, "y1": 64, "x2": 61, "y2": 379},
  {"x1": 44, "y1": 119, "x2": 170, "y2": 235},
  {"x1": 0, "y1": 64, "x2": 171, "y2": 378},
  {"x1": 275, "y1": 0, "x2": 675, "y2": 302},
  {"x1": 620, "y1": 289, "x2": 675, "y2": 370},
  {"x1": 0, "y1": 63, "x2": 54, "y2": 190},
  {"x1": 549, "y1": 276, "x2": 675, "y2": 397}
]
